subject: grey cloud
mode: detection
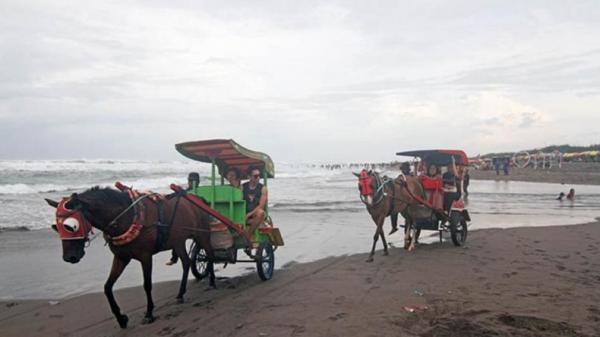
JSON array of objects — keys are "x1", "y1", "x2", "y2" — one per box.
[{"x1": 518, "y1": 112, "x2": 539, "y2": 129}]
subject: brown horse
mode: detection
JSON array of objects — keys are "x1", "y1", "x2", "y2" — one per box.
[
  {"x1": 45, "y1": 186, "x2": 214, "y2": 329},
  {"x1": 354, "y1": 169, "x2": 424, "y2": 261}
]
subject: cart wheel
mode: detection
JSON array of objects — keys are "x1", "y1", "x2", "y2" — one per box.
[
  {"x1": 439, "y1": 230, "x2": 443, "y2": 243},
  {"x1": 190, "y1": 242, "x2": 209, "y2": 280},
  {"x1": 256, "y1": 242, "x2": 275, "y2": 281},
  {"x1": 449, "y1": 211, "x2": 468, "y2": 247}
]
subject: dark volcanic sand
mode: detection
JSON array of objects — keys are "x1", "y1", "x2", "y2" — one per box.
[{"x1": 2, "y1": 221, "x2": 600, "y2": 337}]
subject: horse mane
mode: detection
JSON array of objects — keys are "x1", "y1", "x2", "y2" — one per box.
[{"x1": 78, "y1": 186, "x2": 131, "y2": 207}]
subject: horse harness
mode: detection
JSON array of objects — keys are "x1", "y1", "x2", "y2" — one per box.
[
  {"x1": 369, "y1": 174, "x2": 398, "y2": 217},
  {"x1": 104, "y1": 189, "x2": 180, "y2": 251}
]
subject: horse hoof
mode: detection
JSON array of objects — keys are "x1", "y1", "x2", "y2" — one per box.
[
  {"x1": 389, "y1": 228, "x2": 398, "y2": 235},
  {"x1": 117, "y1": 314, "x2": 129, "y2": 329},
  {"x1": 176, "y1": 297, "x2": 184, "y2": 304},
  {"x1": 408, "y1": 246, "x2": 416, "y2": 252},
  {"x1": 142, "y1": 316, "x2": 155, "y2": 324}
]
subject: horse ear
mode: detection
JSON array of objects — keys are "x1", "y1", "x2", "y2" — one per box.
[
  {"x1": 65, "y1": 193, "x2": 81, "y2": 209},
  {"x1": 352, "y1": 172, "x2": 360, "y2": 177},
  {"x1": 45, "y1": 198, "x2": 59, "y2": 208}
]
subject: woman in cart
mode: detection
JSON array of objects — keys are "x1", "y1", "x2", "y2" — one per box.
[{"x1": 442, "y1": 162, "x2": 461, "y2": 212}]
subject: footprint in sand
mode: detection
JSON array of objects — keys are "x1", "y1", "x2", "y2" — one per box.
[
  {"x1": 555, "y1": 264, "x2": 566, "y2": 271},
  {"x1": 328, "y1": 312, "x2": 347, "y2": 321},
  {"x1": 334, "y1": 296, "x2": 346, "y2": 305},
  {"x1": 158, "y1": 326, "x2": 176, "y2": 336}
]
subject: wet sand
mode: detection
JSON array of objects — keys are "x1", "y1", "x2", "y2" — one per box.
[
  {"x1": 470, "y1": 162, "x2": 600, "y2": 186},
  {"x1": 2, "y1": 221, "x2": 600, "y2": 337}
]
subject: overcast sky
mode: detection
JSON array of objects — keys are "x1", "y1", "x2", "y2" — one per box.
[{"x1": 1, "y1": 1, "x2": 599, "y2": 162}]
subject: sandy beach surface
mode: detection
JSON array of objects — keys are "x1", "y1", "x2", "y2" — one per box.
[
  {"x1": 470, "y1": 162, "x2": 600, "y2": 186},
  {"x1": 2, "y1": 221, "x2": 600, "y2": 337}
]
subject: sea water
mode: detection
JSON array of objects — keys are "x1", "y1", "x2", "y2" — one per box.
[{"x1": 1, "y1": 160, "x2": 599, "y2": 299}]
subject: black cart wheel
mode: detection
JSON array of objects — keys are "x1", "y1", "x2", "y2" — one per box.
[
  {"x1": 190, "y1": 242, "x2": 209, "y2": 280},
  {"x1": 256, "y1": 242, "x2": 275, "y2": 281},
  {"x1": 449, "y1": 211, "x2": 468, "y2": 246}
]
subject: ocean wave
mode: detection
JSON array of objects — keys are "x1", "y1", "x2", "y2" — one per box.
[
  {"x1": 0, "y1": 226, "x2": 30, "y2": 232},
  {"x1": 281, "y1": 207, "x2": 363, "y2": 213},
  {"x1": 0, "y1": 176, "x2": 191, "y2": 195},
  {"x1": 271, "y1": 201, "x2": 356, "y2": 208}
]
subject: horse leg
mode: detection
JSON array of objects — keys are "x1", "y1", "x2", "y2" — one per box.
[
  {"x1": 379, "y1": 223, "x2": 389, "y2": 256},
  {"x1": 408, "y1": 216, "x2": 418, "y2": 251},
  {"x1": 140, "y1": 255, "x2": 155, "y2": 324},
  {"x1": 174, "y1": 243, "x2": 190, "y2": 303},
  {"x1": 367, "y1": 217, "x2": 384, "y2": 262},
  {"x1": 404, "y1": 220, "x2": 411, "y2": 250},
  {"x1": 366, "y1": 228, "x2": 378, "y2": 262},
  {"x1": 207, "y1": 249, "x2": 216, "y2": 288},
  {"x1": 389, "y1": 212, "x2": 398, "y2": 235},
  {"x1": 104, "y1": 256, "x2": 131, "y2": 329}
]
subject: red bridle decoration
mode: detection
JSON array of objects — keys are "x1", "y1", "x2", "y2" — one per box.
[
  {"x1": 358, "y1": 169, "x2": 374, "y2": 196},
  {"x1": 52, "y1": 198, "x2": 93, "y2": 240}
]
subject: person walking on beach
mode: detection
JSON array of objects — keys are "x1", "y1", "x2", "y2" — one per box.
[
  {"x1": 166, "y1": 172, "x2": 200, "y2": 266},
  {"x1": 494, "y1": 159, "x2": 501, "y2": 175},
  {"x1": 463, "y1": 168, "x2": 470, "y2": 197}
]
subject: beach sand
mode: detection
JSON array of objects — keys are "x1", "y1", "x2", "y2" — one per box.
[
  {"x1": 470, "y1": 162, "x2": 600, "y2": 186},
  {"x1": 2, "y1": 221, "x2": 600, "y2": 337}
]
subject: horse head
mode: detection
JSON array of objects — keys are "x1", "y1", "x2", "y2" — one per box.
[
  {"x1": 45, "y1": 187, "x2": 132, "y2": 263},
  {"x1": 45, "y1": 194, "x2": 93, "y2": 263},
  {"x1": 353, "y1": 169, "x2": 377, "y2": 206}
]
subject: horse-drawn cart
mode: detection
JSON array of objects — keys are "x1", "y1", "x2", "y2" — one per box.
[
  {"x1": 396, "y1": 149, "x2": 470, "y2": 246},
  {"x1": 174, "y1": 139, "x2": 284, "y2": 281}
]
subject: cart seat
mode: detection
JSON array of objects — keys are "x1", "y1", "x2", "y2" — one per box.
[{"x1": 190, "y1": 185, "x2": 246, "y2": 225}]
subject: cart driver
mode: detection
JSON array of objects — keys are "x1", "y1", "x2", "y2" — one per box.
[
  {"x1": 243, "y1": 166, "x2": 268, "y2": 236},
  {"x1": 166, "y1": 172, "x2": 200, "y2": 265}
]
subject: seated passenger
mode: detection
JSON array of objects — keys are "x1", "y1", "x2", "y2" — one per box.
[
  {"x1": 419, "y1": 164, "x2": 443, "y2": 209},
  {"x1": 243, "y1": 166, "x2": 268, "y2": 236},
  {"x1": 426, "y1": 163, "x2": 441, "y2": 178},
  {"x1": 225, "y1": 167, "x2": 241, "y2": 188},
  {"x1": 442, "y1": 164, "x2": 461, "y2": 212}
]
